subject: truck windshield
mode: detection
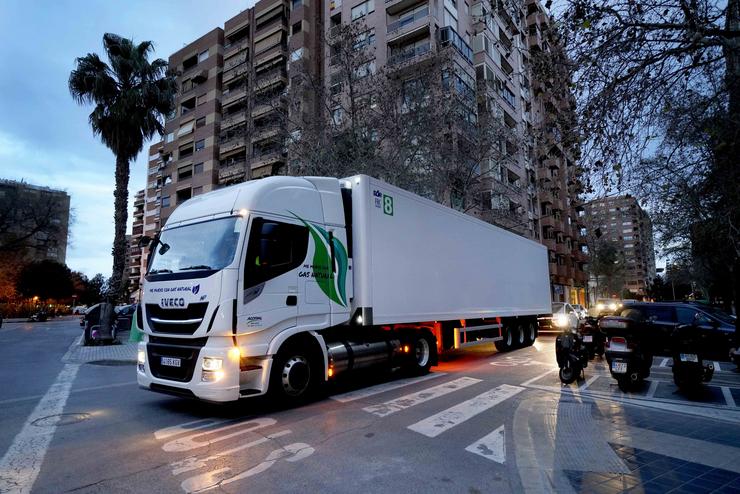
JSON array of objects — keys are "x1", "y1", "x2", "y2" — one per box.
[{"x1": 148, "y1": 217, "x2": 241, "y2": 274}]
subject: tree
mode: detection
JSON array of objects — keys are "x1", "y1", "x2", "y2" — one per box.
[
  {"x1": 69, "y1": 33, "x2": 176, "y2": 313},
  {"x1": 589, "y1": 240, "x2": 626, "y2": 298},
  {"x1": 16, "y1": 261, "x2": 74, "y2": 301}
]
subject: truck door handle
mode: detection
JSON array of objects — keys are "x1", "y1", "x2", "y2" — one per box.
[{"x1": 286, "y1": 296, "x2": 297, "y2": 306}]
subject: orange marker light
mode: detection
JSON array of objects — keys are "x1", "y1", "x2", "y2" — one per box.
[{"x1": 328, "y1": 368, "x2": 334, "y2": 377}]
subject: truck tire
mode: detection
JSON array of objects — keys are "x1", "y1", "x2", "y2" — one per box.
[
  {"x1": 269, "y1": 344, "x2": 319, "y2": 405},
  {"x1": 524, "y1": 322, "x2": 537, "y2": 346},
  {"x1": 494, "y1": 327, "x2": 513, "y2": 352},
  {"x1": 514, "y1": 325, "x2": 525, "y2": 348},
  {"x1": 409, "y1": 332, "x2": 436, "y2": 375}
]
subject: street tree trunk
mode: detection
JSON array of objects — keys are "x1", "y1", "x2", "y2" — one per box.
[{"x1": 107, "y1": 153, "x2": 130, "y2": 310}]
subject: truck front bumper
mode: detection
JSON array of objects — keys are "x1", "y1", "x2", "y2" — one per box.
[{"x1": 136, "y1": 340, "x2": 272, "y2": 403}]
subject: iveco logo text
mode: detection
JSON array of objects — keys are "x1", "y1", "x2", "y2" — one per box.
[{"x1": 160, "y1": 298, "x2": 186, "y2": 308}]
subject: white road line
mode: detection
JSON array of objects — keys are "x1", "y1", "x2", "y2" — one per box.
[
  {"x1": 0, "y1": 380, "x2": 138, "y2": 406},
  {"x1": 171, "y1": 430, "x2": 292, "y2": 475},
  {"x1": 362, "y1": 376, "x2": 481, "y2": 417},
  {"x1": 714, "y1": 361, "x2": 722, "y2": 372},
  {"x1": 331, "y1": 372, "x2": 447, "y2": 403},
  {"x1": 0, "y1": 363, "x2": 80, "y2": 494},
  {"x1": 155, "y1": 418, "x2": 231, "y2": 441},
  {"x1": 722, "y1": 387, "x2": 736, "y2": 408},
  {"x1": 659, "y1": 358, "x2": 670, "y2": 368},
  {"x1": 579, "y1": 375, "x2": 599, "y2": 391},
  {"x1": 163, "y1": 418, "x2": 276, "y2": 452},
  {"x1": 647, "y1": 380, "x2": 659, "y2": 398},
  {"x1": 465, "y1": 425, "x2": 506, "y2": 464},
  {"x1": 408, "y1": 385, "x2": 524, "y2": 438},
  {"x1": 519, "y1": 368, "x2": 557, "y2": 387}
]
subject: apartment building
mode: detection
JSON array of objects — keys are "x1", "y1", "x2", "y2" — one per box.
[
  {"x1": 0, "y1": 179, "x2": 70, "y2": 264},
  {"x1": 583, "y1": 195, "x2": 657, "y2": 296},
  {"x1": 127, "y1": 189, "x2": 145, "y2": 299},
  {"x1": 144, "y1": 0, "x2": 323, "y2": 236}
]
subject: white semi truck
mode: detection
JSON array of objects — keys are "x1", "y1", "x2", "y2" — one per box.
[{"x1": 136, "y1": 175, "x2": 551, "y2": 402}]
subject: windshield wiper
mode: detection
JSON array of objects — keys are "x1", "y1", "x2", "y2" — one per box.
[
  {"x1": 179, "y1": 265, "x2": 213, "y2": 271},
  {"x1": 149, "y1": 268, "x2": 173, "y2": 275}
]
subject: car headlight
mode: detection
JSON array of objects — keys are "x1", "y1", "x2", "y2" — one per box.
[
  {"x1": 554, "y1": 314, "x2": 569, "y2": 327},
  {"x1": 597, "y1": 303, "x2": 605, "y2": 310},
  {"x1": 202, "y1": 357, "x2": 223, "y2": 371},
  {"x1": 608, "y1": 303, "x2": 617, "y2": 311}
]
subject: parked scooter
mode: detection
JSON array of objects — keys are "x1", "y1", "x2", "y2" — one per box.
[
  {"x1": 602, "y1": 318, "x2": 653, "y2": 392},
  {"x1": 580, "y1": 317, "x2": 605, "y2": 359},
  {"x1": 672, "y1": 323, "x2": 714, "y2": 391},
  {"x1": 555, "y1": 326, "x2": 588, "y2": 384}
]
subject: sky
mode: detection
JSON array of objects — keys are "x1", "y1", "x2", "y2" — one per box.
[{"x1": 0, "y1": 0, "x2": 254, "y2": 278}]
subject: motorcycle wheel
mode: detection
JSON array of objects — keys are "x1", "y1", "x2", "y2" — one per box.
[{"x1": 559, "y1": 364, "x2": 578, "y2": 384}]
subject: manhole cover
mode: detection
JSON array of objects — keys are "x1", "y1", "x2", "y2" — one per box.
[
  {"x1": 32, "y1": 413, "x2": 91, "y2": 427},
  {"x1": 87, "y1": 360, "x2": 134, "y2": 366}
]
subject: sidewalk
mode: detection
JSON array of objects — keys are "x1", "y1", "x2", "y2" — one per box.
[{"x1": 63, "y1": 331, "x2": 138, "y2": 364}]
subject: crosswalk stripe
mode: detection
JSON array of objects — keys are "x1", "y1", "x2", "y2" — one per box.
[
  {"x1": 362, "y1": 376, "x2": 481, "y2": 417},
  {"x1": 714, "y1": 361, "x2": 722, "y2": 372},
  {"x1": 154, "y1": 418, "x2": 229, "y2": 441},
  {"x1": 465, "y1": 425, "x2": 506, "y2": 464},
  {"x1": 407, "y1": 384, "x2": 524, "y2": 437},
  {"x1": 331, "y1": 372, "x2": 447, "y2": 403},
  {"x1": 659, "y1": 358, "x2": 670, "y2": 368}
]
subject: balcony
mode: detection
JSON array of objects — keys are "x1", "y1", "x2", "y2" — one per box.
[
  {"x1": 220, "y1": 135, "x2": 247, "y2": 154},
  {"x1": 221, "y1": 112, "x2": 247, "y2": 129},
  {"x1": 223, "y1": 63, "x2": 250, "y2": 83},
  {"x1": 439, "y1": 26, "x2": 473, "y2": 65},
  {"x1": 253, "y1": 124, "x2": 282, "y2": 142},
  {"x1": 254, "y1": 67, "x2": 287, "y2": 92},
  {"x1": 387, "y1": 8, "x2": 430, "y2": 43},
  {"x1": 385, "y1": 0, "x2": 424, "y2": 14},
  {"x1": 251, "y1": 150, "x2": 284, "y2": 168},
  {"x1": 224, "y1": 39, "x2": 249, "y2": 57},
  {"x1": 388, "y1": 41, "x2": 433, "y2": 67},
  {"x1": 222, "y1": 86, "x2": 248, "y2": 107},
  {"x1": 218, "y1": 162, "x2": 247, "y2": 183}
]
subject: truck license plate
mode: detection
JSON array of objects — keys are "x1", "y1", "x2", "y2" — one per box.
[
  {"x1": 680, "y1": 353, "x2": 698, "y2": 363},
  {"x1": 161, "y1": 357, "x2": 182, "y2": 367},
  {"x1": 612, "y1": 361, "x2": 627, "y2": 373},
  {"x1": 583, "y1": 335, "x2": 593, "y2": 343}
]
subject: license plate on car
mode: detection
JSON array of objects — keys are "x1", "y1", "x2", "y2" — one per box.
[
  {"x1": 161, "y1": 357, "x2": 182, "y2": 367},
  {"x1": 680, "y1": 353, "x2": 698, "y2": 363},
  {"x1": 612, "y1": 361, "x2": 628, "y2": 373},
  {"x1": 583, "y1": 335, "x2": 593, "y2": 342}
]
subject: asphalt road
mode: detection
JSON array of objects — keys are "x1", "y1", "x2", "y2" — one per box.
[{"x1": 2, "y1": 318, "x2": 740, "y2": 494}]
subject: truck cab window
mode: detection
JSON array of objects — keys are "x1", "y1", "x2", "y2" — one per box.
[{"x1": 244, "y1": 218, "x2": 309, "y2": 289}]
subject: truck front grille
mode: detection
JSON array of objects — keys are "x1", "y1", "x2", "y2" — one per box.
[
  {"x1": 145, "y1": 303, "x2": 208, "y2": 335},
  {"x1": 147, "y1": 336, "x2": 208, "y2": 382}
]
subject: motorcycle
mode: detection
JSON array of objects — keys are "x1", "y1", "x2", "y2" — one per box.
[
  {"x1": 672, "y1": 323, "x2": 714, "y2": 391},
  {"x1": 580, "y1": 317, "x2": 605, "y2": 359},
  {"x1": 602, "y1": 318, "x2": 653, "y2": 392},
  {"x1": 555, "y1": 327, "x2": 588, "y2": 384}
]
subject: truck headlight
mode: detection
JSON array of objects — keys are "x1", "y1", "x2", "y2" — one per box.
[
  {"x1": 554, "y1": 314, "x2": 569, "y2": 327},
  {"x1": 202, "y1": 357, "x2": 223, "y2": 371},
  {"x1": 138, "y1": 349, "x2": 146, "y2": 364}
]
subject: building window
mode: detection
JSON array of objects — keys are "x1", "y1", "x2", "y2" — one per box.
[
  {"x1": 165, "y1": 132, "x2": 175, "y2": 143},
  {"x1": 178, "y1": 165, "x2": 193, "y2": 180},
  {"x1": 292, "y1": 21, "x2": 302, "y2": 35},
  {"x1": 196, "y1": 94, "x2": 207, "y2": 106},
  {"x1": 194, "y1": 162, "x2": 204, "y2": 174},
  {"x1": 289, "y1": 47, "x2": 305, "y2": 62},
  {"x1": 179, "y1": 143, "x2": 194, "y2": 159},
  {"x1": 195, "y1": 139, "x2": 205, "y2": 151},
  {"x1": 196, "y1": 117, "x2": 206, "y2": 129},
  {"x1": 176, "y1": 188, "x2": 192, "y2": 204},
  {"x1": 162, "y1": 196, "x2": 171, "y2": 208},
  {"x1": 351, "y1": 0, "x2": 374, "y2": 20},
  {"x1": 198, "y1": 49, "x2": 209, "y2": 63}
]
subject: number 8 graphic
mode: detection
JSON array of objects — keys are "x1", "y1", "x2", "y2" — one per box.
[{"x1": 383, "y1": 195, "x2": 393, "y2": 216}]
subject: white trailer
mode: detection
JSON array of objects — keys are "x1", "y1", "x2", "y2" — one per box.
[{"x1": 135, "y1": 175, "x2": 550, "y2": 402}]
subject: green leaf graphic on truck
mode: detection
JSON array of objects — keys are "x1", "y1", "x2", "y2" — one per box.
[{"x1": 290, "y1": 212, "x2": 348, "y2": 307}]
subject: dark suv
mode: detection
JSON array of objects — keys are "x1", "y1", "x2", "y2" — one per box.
[{"x1": 599, "y1": 302, "x2": 736, "y2": 358}]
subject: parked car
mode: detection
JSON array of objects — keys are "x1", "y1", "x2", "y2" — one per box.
[
  {"x1": 538, "y1": 302, "x2": 580, "y2": 332},
  {"x1": 114, "y1": 304, "x2": 137, "y2": 332},
  {"x1": 599, "y1": 302, "x2": 736, "y2": 359},
  {"x1": 72, "y1": 305, "x2": 88, "y2": 315}
]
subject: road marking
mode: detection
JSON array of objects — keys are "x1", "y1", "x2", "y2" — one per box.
[
  {"x1": 171, "y1": 430, "x2": 291, "y2": 475},
  {"x1": 465, "y1": 425, "x2": 506, "y2": 464},
  {"x1": 331, "y1": 372, "x2": 447, "y2": 403},
  {"x1": 714, "y1": 361, "x2": 722, "y2": 372},
  {"x1": 362, "y1": 376, "x2": 481, "y2": 417},
  {"x1": 490, "y1": 356, "x2": 548, "y2": 367},
  {"x1": 408, "y1": 384, "x2": 523, "y2": 437},
  {"x1": 0, "y1": 363, "x2": 80, "y2": 494},
  {"x1": 155, "y1": 418, "x2": 231, "y2": 441},
  {"x1": 180, "y1": 442, "x2": 315, "y2": 493},
  {"x1": 163, "y1": 418, "x2": 276, "y2": 452},
  {"x1": 0, "y1": 380, "x2": 138, "y2": 406},
  {"x1": 579, "y1": 375, "x2": 599, "y2": 391},
  {"x1": 659, "y1": 358, "x2": 670, "y2": 368},
  {"x1": 722, "y1": 387, "x2": 736, "y2": 408},
  {"x1": 519, "y1": 368, "x2": 557, "y2": 387},
  {"x1": 647, "y1": 380, "x2": 659, "y2": 398}
]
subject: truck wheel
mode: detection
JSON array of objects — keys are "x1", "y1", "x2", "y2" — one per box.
[
  {"x1": 514, "y1": 325, "x2": 525, "y2": 348},
  {"x1": 524, "y1": 322, "x2": 537, "y2": 346},
  {"x1": 269, "y1": 345, "x2": 318, "y2": 404},
  {"x1": 409, "y1": 333, "x2": 436, "y2": 375},
  {"x1": 495, "y1": 327, "x2": 513, "y2": 352}
]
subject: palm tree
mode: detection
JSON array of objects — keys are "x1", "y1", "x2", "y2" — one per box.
[{"x1": 69, "y1": 33, "x2": 176, "y2": 340}]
